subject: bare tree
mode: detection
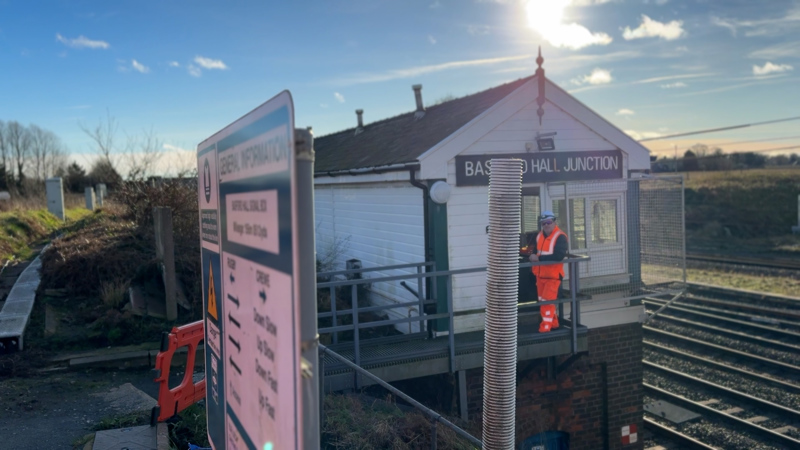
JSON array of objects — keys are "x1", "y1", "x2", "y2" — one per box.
[
  {"x1": 6, "y1": 121, "x2": 31, "y2": 190},
  {"x1": 0, "y1": 120, "x2": 7, "y2": 189},
  {"x1": 80, "y1": 109, "x2": 121, "y2": 170},
  {"x1": 124, "y1": 127, "x2": 163, "y2": 180}
]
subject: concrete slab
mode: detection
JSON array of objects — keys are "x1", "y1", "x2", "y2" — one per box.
[
  {"x1": 6, "y1": 281, "x2": 38, "y2": 300},
  {"x1": 0, "y1": 300, "x2": 33, "y2": 316},
  {"x1": 644, "y1": 400, "x2": 700, "y2": 424},
  {"x1": 0, "y1": 314, "x2": 28, "y2": 337},
  {"x1": 92, "y1": 425, "x2": 157, "y2": 450},
  {"x1": 92, "y1": 382, "x2": 158, "y2": 414}
]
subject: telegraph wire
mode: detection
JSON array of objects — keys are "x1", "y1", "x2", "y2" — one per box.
[
  {"x1": 648, "y1": 134, "x2": 800, "y2": 154},
  {"x1": 638, "y1": 115, "x2": 800, "y2": 142}
]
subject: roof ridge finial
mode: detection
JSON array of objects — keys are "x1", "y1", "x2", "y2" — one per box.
[
  {"x1": 536, "y1": 46, "x2": 544, "y2": 71},
  {"x1": 536, "y1": 46, "x2": 546, "y2": 126}
]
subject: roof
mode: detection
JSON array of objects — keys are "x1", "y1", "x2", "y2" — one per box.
[{"x1": 314, "y1": 76, "x2": 534, "y2": 174}]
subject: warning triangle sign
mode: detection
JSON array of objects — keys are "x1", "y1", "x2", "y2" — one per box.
[{"x1": 207, "y1": 261, "x2": 218, "y2": 320}]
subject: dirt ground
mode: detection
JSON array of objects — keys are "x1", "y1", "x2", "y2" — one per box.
[{"x1": 0, "y1": 366, "x2": 166, "y2": 450}]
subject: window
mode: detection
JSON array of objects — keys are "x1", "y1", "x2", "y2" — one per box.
[
  {"x1": 520, "y1": 187, "x2": 540, "y2": 235},
  {"x1": 591, "y1": 199, "x2": 618, "y2": 244},
  {"x1": 553, "y1": 198, "x2": 587, "y2": 250}
]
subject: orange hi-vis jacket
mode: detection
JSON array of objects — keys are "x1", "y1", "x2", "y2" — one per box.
[{"x1": 533, "y1": 225, "x2": 566, "y2": 280}]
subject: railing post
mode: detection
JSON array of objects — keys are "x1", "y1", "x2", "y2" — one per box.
[
  {"x1": 352, "y1": 284, "x2": 361, "y2": 388},
  {"x1": 447, "y1": 275, "x2": 455, "y2": 373},
  {"x1": 330, "y1": 286, "x2": 338, "y2": 344},
  {"x1": 417, "y1": 265, "x2": 425, "y2": 334},
  {"x1": 430, "y1": 418, "x2": 438, "y2": 450},
  {"x1": 319, "y1": 347, "x2": 325, "y2": 426},
  {"x1": 570, "y1": 261, "x2": 578, "y2": 354},
  {"x1": 430, "y1": 274, "x2": 438, "y2": 339}
]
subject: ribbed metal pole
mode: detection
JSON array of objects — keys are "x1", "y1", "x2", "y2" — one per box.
[{"x1": 482, "y1": 158, "x2": 522, "y2": 449}]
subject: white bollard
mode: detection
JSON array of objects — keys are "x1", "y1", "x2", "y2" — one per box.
[
  {"x1": 46, "y1": 178, "x2": 65, "y2": 221},
  {"x1": 96, "y1": 183, "x2": 107, "y2": 207},
  {"x1": 85, "y1": 187, "x2": 96, "y2": 211}
]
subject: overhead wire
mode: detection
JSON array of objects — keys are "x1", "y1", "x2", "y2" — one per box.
[{"x1": 638, "y1": 115, "x2": 800, "y2": 142}]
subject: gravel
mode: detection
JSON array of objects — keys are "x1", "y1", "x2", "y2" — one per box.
[
  {"x1": 644, "y1": 348, "x2": 800, "y2": 410},
  {"x1": 646, "y1": 318, "x2": 799, "y2": 365}
]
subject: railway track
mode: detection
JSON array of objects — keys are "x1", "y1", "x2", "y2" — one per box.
[
  {"x1": 642, "y1": 285, "x2": 800, "y2": 449},
  {"x1": 687, "y1": 253, "x2": 800, "y2": 271}
]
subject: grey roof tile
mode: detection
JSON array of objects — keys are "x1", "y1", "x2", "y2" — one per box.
[{"x1": 315, "y1": 76, "x2": 534, "y2": 174}]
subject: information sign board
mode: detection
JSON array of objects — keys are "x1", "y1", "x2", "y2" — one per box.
[{"x1": 198, "y1": 91, "x2": 300, "y2": 450}]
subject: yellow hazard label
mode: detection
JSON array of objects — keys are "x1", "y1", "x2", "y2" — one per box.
[{"x1": 207, "y1": 261, "x2": 218, "y2": 320}]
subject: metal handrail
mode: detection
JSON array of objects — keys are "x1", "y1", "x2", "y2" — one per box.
[
  {"x1": 320, "y1": 344, "x2": 483, "y2": 449},
  {"x1": 317, "y1": 255, "x2": 591, "y2": 372}
]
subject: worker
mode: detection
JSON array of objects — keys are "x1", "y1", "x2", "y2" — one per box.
[{"x1": 528, "y1": 211, "x2": 567, "y2": 332}]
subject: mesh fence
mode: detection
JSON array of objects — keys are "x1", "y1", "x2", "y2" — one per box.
[{"x1": 552, "y1": 176, "x2": 685, "y2": 299}]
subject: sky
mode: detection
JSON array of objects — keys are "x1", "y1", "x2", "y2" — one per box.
[{"x1": 1, "y1": 0, "x2": 799, "y2": 173}]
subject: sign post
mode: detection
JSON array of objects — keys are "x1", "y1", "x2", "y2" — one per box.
[{"x1": 198, "y1": 91, "x2": 316, "y2": 449}]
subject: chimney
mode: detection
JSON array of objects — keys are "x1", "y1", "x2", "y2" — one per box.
[
  {"x1": 356, "y1": 109, "x2": 364, "y2": 128},
  {"x1": 412, "y1": 84, "x2": 424, "y2": 112},
  {"x1": 412, "y1": 84, "x2": 425, "y2": 120}
]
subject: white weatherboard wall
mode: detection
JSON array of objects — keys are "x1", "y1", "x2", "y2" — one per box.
[
  {"x1": 441, "y1": 97, "x2": 637, "y2": 333},
  {"x1": 315, "y1": 182, "x2": 425, "y2": 331}
]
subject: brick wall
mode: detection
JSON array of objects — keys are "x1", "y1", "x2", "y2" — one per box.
[{"x1": 464, "y1": 322, "x2": 643, "y2": 449}]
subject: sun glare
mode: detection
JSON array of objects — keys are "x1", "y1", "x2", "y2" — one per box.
[
  {"x1": 526, "y1": 0, "x2": 569, "y2": 32},
  {"x1": 525, "y1": 0, "x2": 612, "y2": 50}
]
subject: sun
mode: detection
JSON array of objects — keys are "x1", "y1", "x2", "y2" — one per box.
[
  {"x1": 524, "y1": 0, "x2": 612, "y2": 50},
  {"x1": 525, "y1": 0, "x2": 570, "y2": 35}
]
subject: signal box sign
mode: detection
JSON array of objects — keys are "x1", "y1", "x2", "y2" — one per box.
[
  {"x1": 455, "y1": 149, "x2": 622, "y2": 186},
  {"x1": 198, "y1": 91, "x2": 300, "y2": 450}
]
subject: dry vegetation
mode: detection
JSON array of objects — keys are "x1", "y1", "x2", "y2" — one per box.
[{"x1": 682, "y1": 167, "x2": 800, "y2": 255}]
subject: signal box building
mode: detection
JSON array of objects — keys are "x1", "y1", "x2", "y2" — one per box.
[{"x1": 314, "y1": 67, "x2": 684, "y2": 449}]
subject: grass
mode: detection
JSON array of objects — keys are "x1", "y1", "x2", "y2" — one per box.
[
  {"x1": 0, "y1": 206, "x2": 92, "y2": 261},
  {"x1": 681, "y1": 167, "x2": 800, "y2": 245},
  {"x1": 686, "y1": 267, "x2": 800, "y2": 298}
]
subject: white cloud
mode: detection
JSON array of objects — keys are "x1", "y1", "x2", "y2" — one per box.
[
  {"x1": 711, "y1": 8, "x2": 800, "y2": 38},
  {"x1": 131, "y1": 59, "x2": 149, "y2": 73},
  {"x1": 187, "y1": 64, "x2": 202, "y2": 77},
  {"x1": 428, "y1": 35, "x2": 437, "y2": 45},
  {"x1": 660, "y1": 82, "x2": 687, "y2": 88},
  {"x1": 622, "y1": 15, "x2": 685, "y2": 40},
  {"x1": 468, "y1": 25, "x2": 491, "y2": 35},
  {"x1": 430, "y1": 1, "x2": 442, "y2": 8},
  {"x1": 320, "y1": 103, "x2": 329, "y2": 108},
  {"x1": 634, "y1": 72, "x2": 714, "y2": 84},
  {"x1": 753, "y1": 61, "x2": 793, "y2": 76},
  {"x1": 749, "y1": 42, "x2": 800, "y2": 59},
  {"x1": 55, "y1": 33, "x2": 109, "y2": 49},
  {"x1": 572, "y1": 0, "x2": 616, "y2": 5},
  {"x1": 572, "y1": 68, "x2": 612, "y2": 85},
  {"x1": 525, "y1": 0, "x2": 612, "y2": 49},
  {"x1": 194, "y1": 56, "x2": 228, "y2": 70},
  {"x1": 334, "y1": 92, "x2": 345, "y2": 103},
  {"x1": 616, "y1": 108, "x2": 635, "y2": 116},
  {"x1": 168, "y1": 61, "x2": 180, "y2": 67},
  {"x1": 711, "y1": 17, "x2": 738, "y2": 36},
  {"x1": 328, "y1": 53, "x2": 530, "y2": 85},
  {"x1": 625, "y1": 130, "x2": 662, "y2": 140}
]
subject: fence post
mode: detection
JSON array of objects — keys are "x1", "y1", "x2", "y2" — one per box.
[
  {"x1": 352, "y1": 284, "x2": 360, "y2": 388},
  {"x1": 154, "y1": 206, "x2": 177, "y2": 321}
]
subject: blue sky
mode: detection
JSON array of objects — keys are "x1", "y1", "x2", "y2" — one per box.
[{"x1": 1, "y1": 0, "x2": 799, "y2": 171}]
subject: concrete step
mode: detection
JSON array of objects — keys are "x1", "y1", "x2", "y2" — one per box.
[{"x1": 89, "y1": 423, "x2": 169, "y2": 450}]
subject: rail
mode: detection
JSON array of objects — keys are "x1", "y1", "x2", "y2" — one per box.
[
  {"x1": 320, "y1": 344, "x2": 483, "y2": 449},
  {"x1": 317, "y1": 255, "x2": 591, "y2": 377}
]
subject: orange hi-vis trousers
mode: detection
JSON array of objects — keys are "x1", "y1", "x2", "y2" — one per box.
[{"x1": 537, "y1": 278, "x2": 560, "y2": 332}]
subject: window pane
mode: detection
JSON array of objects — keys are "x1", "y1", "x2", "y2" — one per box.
[
  {"x1": 553, "y1": 198, "x2": 586, "y2": 250},
  {"x1": 521, "y1": 195, "x2": 540, "y2": 235},
  {"x1": 569, "y1": 199, "x2": 587, "y2": 249},
  {"x1": 591, "y1": 199, "x2": 618, "y2": 244}
]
